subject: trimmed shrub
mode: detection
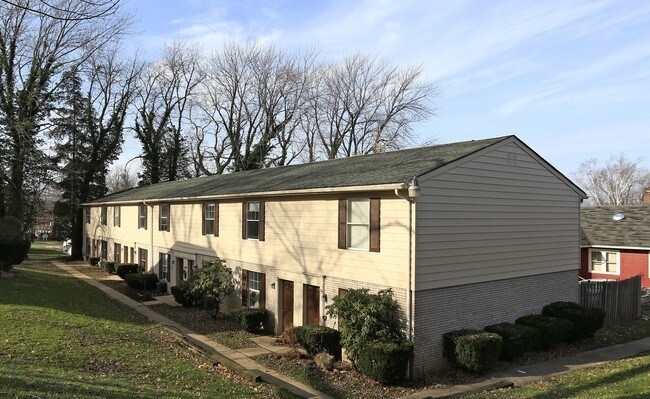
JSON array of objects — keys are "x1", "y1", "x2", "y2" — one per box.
[
  {"x1": 103, "y1": 261, "x2": 117, "y2": 274},
  {"x1": 442, "y1": 329, "x2": 482, "y2": 364},
  {"x1": 171, "y1": 280, "x2": 199, "y2": 306},
  {"x1": 88, "y1": 257, "x2": 100, "y2": 266},
  {"x1": 0, "y1": 240, "x2": 30, "y2": 272},
  {"x1": 115, "y1": 263, "x2": 139, "y2": 279},
  {"x1": 294, "y1": 325, "x2": 342, "y2": 360},
  {"x1": 542, "y1": 302, "x2": 606, "y2": 341},
  {"x1": 516, "y1": 314, "x2": 573, "y2": 349},
  {"x1": 124, "y1": 273, "x2": 159, "y2": 290},
  {"x1": 355, "y1": 340, "x2": 413, "y2": 383},
  {"x1": 231, "y1": 308, "x2": 268, "y2": 333},
  {"x1": 124, "y1": 273, "x2": 143, "y2": 289},
  {"x1": 484, "y1": 322, "x2": 542, "y2": 359}
]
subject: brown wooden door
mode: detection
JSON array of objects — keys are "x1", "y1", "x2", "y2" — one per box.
[
  {"x1": 304, "y1": 284, "x2": 320, "y2": 326},
  {"x1": 281, "y1": 280, "x2": 294, "y2": 331}
]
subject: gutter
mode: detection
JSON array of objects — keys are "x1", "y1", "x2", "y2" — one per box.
[{"x1": 82, "y1": 183, "x2": 406, "y2": 206}]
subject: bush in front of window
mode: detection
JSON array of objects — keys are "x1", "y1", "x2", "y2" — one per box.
[
  {"x1": 88, "y1": 257, "x2": 100, "y2": 266},
  {"x1": 484, "y1": 322, "x2": 541, "y2": 360},
  {"x1": 103, "y1": 261, "x2": 117, "y2": 274},
  {"x1": 171, "y1": 280, "x2": 201, "y2": 307},
  {"x1": 542, "y1": 301, "x2": 606, "y2": 341},
  {"x1": 190, "y1": 258, "x2": 235, "y2": 317},
  {"x1": 515, "y1": 314, "x2": 573, "y2": 350},
  {"x1": 115, "y1": 263, "x2": 139, "y2": 279},
  {"x1": 355, "y1": 340, "x2": 414, "y2": 384},
  {"x1": 231, "y1": 308, "x2": 268, "y2": 333},
  {"x1": 124, "y1": 272, "x2": 159, "y2": 290},
  {"x1": 294, "y1": 325, "x2": 342, "y2": 361}
]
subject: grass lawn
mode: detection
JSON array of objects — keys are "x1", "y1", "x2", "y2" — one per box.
[
  {"x1": 27, "y1": 240, "x2": 68, "y2": 261},
  {"x1": 460, "y1": 352, "x2": 650, "y2": 398},
  {"x1": 0, "y1": 263, "x2": 279, "y2": 398}
]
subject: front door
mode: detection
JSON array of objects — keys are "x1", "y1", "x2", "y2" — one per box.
[
  {"x1": 304, "y1": 284, "x2": 320, "y2": 326},
  {"x1": 281, "y1": 280, "x2": 294, "y2": 331}
]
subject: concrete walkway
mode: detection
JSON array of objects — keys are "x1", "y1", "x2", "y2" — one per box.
[
  {"x1": 401, "y1": 336, "x2": 650, "y2": 399},
  {"x1": 52, "y1": 261, "x2": 333, "y2": 399}
]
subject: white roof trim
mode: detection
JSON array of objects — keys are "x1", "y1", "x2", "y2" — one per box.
[
  {"x1": 582, "y1": 245, "x2": 650, "y2": 251},
  {"x1": 82, "y1": 183, "x2": 406, "y2": 206}
]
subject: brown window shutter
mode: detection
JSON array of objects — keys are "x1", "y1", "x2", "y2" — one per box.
[
  {"x1": 167, "y1": 205, "x2": 171, "y2": 232},
  {"x1": 338, "y1": 198, "x2": 347, "y2": 249},
  {"x1": 215, "y1": 202, "x2": 219, "y2": 237},
  {"x1": 202, "y1": 203, "x2": 206, "y2": 235},
  {"x1": 242, "y1": 202, "x2": 247, "y2": 239},
  {"x1": 258, "y1": 200, "x2": 265, "y2": 241},
  {"x1": 370, "y1": 198, "x2": 381, "y2": 252},
  {"x1": 259, "y1": 272, "x2": 266, "y2": 309},
  {"x1": 241, "y1": 269, "x2": 249, "y2": 307},
  {"x1": 158, "y1": 206, "x2": 162, "y2": 231},
  {"x1": 144, "y1": 206, "x2": 147, "y2": 230}
]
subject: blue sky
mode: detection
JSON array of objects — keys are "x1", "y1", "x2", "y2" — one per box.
[{"x1": 121, "y1": 0, "x2": 650, "y2": 177}]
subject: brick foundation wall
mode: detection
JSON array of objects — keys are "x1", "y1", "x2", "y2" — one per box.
[{"x1": 412, "y1": 269, "x2": 579, "y2": 378}]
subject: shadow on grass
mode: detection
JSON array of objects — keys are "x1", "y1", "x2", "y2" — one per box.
[{"x1": 0, "y1": 264, "x2": 146, "y2": 325}]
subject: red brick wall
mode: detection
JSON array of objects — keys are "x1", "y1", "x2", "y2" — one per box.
[{"x1": 580, "y1": 248, "x2": 650, "y2": 287}]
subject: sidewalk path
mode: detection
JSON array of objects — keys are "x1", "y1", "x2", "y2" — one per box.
[
  {"x1": 52, "y1": 261, "x2": 333, "y2": 399},
  {"x1": 401, "y1": 336, "x2": 650, "y2": 399}
]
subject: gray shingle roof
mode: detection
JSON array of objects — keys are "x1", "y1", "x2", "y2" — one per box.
[
  {"x1": 581, "y1": 205, "x2": 650, "y2": 248},
  {"x1": 90, "y1": 136, "x2": 511, "y2": 204}
]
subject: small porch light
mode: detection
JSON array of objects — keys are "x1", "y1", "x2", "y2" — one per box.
[{"x1": 408, "y1": 177, "x2": 421, "y2": 198}]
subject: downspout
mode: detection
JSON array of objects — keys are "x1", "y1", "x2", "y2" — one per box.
[{"x1": 394, "y1": 188, "x2": 414, "y2": 342}]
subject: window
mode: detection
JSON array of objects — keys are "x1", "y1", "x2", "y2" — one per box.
[
  {"x1": 338, "y1": 198, "x2": 380, "y2": 252},
  {"x1": 85, "y1": 236, "x2": 90, "y2": 256},
  {"x1": 241, "y1": 269, "x2": 266, "y2": 308},
  {"x1": 242, "y1": 201, "x2": 265, "y2": 240},
  {"x1": 159, "y1": 253, "x2": 170, "y2": 281},
  {"x1": 100, "y1": 206, "x2": 107, "y2": 225},
  {"x1": 202, "y1": 203, "x2": 217, "y2": 236},
  {"x1": 123, "y1": 245, "x2": 128, "y2": 263},
  {"x1": 159, "y1": 204, "x2": 170, "y2": 231},
  {"x1": 138, "y1": 204, "x2": 147, "y2": 229},
  {"x1": 177, "y1": 258, "x2": 194, "y2": 282},
  {"x1": 139, "y1": 248, "x2": 148, "y2": 272},
  {"x1": 114, "y1": 243, "x2": 121, "y2": 262},
  {"x1": 101, "y1": 240, "x2": 108, "y2": 259},
  {"x1": 590, "y1": 249, "x2": 619, "y2": 274},
  {"x1": 85, "y1": 207, "x2": 91, "y2": 224},
  {"x1": 114, "y1": 206, "x2": 121, "y2": 227}
]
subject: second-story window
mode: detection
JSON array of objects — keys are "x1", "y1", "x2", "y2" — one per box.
[
  {"x1": 338, "y1": 198, "x2": 380, "y2": 252},
  {"x1": 242, "y1": 201, "x2": 265, "y2": 241},
  {"x1": 138, "y1": 204, "x2": 147, "y2": 229},
  {"x1": 100, "y1": 206, "x2": 107, "y2": 225},
  {"x1": 202, "y1": 203, "x2": 217, "y2": 236},
  {"x1": 159, "y1": 204, "x2": 170, "y2": 231},
  {"x1": 85, "y1": 207, "x2": 91, "y2": 224},
  {"x1": 114, "y1": 206, "x2": 121, "y2": 227}
]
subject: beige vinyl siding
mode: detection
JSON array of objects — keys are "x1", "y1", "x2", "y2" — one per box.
[
  {"x1": 85, "y1": 193, "x2": 411, "y2": 290},
  {"x1": 414, "y1": 140, "x2": 581, "y2": 290}
]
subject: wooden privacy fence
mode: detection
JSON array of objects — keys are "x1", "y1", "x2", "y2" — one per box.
[{"x1": 579, "y1": 275, "x2": 642, "y2": 326}]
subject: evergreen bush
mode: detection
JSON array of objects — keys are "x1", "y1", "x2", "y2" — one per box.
[
  {"x1": 542, "y1": 302, "x2": 606, "y2": 340},
  {"x1": 355, "y1": 340, "x2": 413, "y2": 383},
  {"x1": 231, "y1": 308, "x2": 268, "y2": 333},
  {"x1": 484, "y1": 322, "x2": 541, "y2": 359},
  {"x1": 294, "y1": 324, "x2": 342, "y2": 360},
  {"x1": 516, "y1": 314, "x2": 573, "y2": 349}
]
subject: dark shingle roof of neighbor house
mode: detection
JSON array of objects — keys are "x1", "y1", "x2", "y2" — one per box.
[
  {"x1": 88, "y1": 135, "x2": 515, "y2": 204},
  {"x1": 581, "y1": 205, "x2": 650, "y2": 248}
]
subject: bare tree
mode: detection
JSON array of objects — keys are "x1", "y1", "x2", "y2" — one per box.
[
  {"x1": 575, "y1": 154, "x2": 650, "y2": 205},
  {"x1": 190, "y1": 42, "x2": 317, "y2": 174},
  {"x1": 303, "y1": 53, "x2": 437, "y2": 160},
  {"x1": 106, "y1": 164, "x2": 138, "y2": 194},
  {"x1": 0, "y1": 0, "x2": 131, "y2": 231},
  {"x1": 134, "y1": 41, "x2": 203, "y2": 185}
]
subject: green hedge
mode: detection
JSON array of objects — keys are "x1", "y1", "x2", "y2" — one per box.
[
  {"x1": 231, "y1": 308, "x2": 268, "y2": 333},
  {"x1": 442, "y1": 329, "x2": 483, "y2": 365},
  {"x1": 124, "y1": 273, "x2": 159, "y2": 290},
  {"x1": 115, "y1": 263, "x2": 139, "y2": 279},
  {"x1": 516, "y1": 314, "x2": 573, "y2": 349},
  {"x1": 484, "y1": 322, "x2": 541, "y2": 359},
  {"x1": 355, "y1": 340, "x2": 413, "y2": 383},
  {"x1": 103, "y1": 261, "x2": 117, "y2": 274},
  {"x1": 88, "y1": 257, "x2": 100, "y2": 266},
  {"x1": 294, "y1": 325, "x2": 342, "y2": 360},
  {"x1": 542, "y1": 302, "x2": 606, "y2": 341},
  {"x1": 170, "y1": 281, "x2": 199, "y2": 306},
  {"x1": 0, "y1": 239, "x2": 30, "y2": 271}
]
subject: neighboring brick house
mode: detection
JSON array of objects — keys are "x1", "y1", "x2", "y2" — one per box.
[
  {"x1": 580, "y1": 205, "x2": 650, "y2": 288},
  {"x1": 83, "y1": 135, "x2": 586, "y2": 377}
]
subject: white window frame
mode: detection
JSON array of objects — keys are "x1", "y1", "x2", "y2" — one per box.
[
  {"x1": 347, "y1": 198, "x2": 370, "y2": 251},
  {"x1": 100, "y1": 206, "x2": 107, "y2": 225},
  {"x1": 588, "y1": 248, "x2": 620, "y2": 275},
  {"x1": 138, "y1": 204, "x2": 147, "y2": 229},
  {"x1": 160, "y1": 204, "x2": 169, "y2": 231},
  {"x1": 248, "y1": 271, "x2": 260, "y2": 308},
  {"x1": 114, "y1": 206, "x2": 120, "y2": 227},
  {"x1": 246, "y1": 201, "x2": 260, "y2": 240},
  {"x1": 204, "y1": 203, "x2": 215, "y2": 235}
]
